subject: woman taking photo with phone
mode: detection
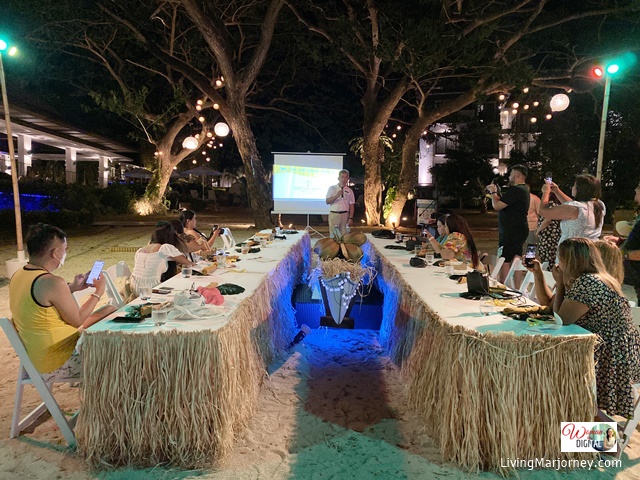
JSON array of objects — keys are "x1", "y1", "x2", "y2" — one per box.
[
  {"x1": 423, "y1": 213, "x2": 484, "y2": 270},
  {"x1": 179, "y1": 210, "x2": 221, "y2": 252},
  {"x1": 538, "y1": 174, "x2": 605, "y2": 257}
]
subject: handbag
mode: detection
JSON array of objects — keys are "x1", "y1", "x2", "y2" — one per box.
[
  {"x1": 467, "y1": 270, "x2": 489, "y2": 294},
  {"x1": 410, "y1": 257, "x2": 427, "y2": 268}
]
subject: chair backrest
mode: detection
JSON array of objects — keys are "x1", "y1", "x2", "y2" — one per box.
[
  {"x1": 504, "y1": 257, "x2": 527, "y2": 290},
  {"x1": 481, "y1": 254, "x2": 505, "y2": 280},
  {"x1": 72, "y1": 286, "x2": 97, "y2": 306},
  {"x1": 519, "y1": 272, "x2": 536, "y2": 299},
  {"x1": 0, "y1": 318, "x2": 34, "y2": 374},
  {"x1": 106, "y1": 260, "x2": 131, "y2": 280},
  {"x1": 632, "y1": 307, "x2": 640, "y2": 327},
  {"x1": 220, "y1": 228, "x2": 235, "y2": 250},
  {"x1": 104, "y1": 261, "x2": 131, "y2": 309}
]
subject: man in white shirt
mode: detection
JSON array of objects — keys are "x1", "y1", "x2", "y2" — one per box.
[{"x1": 326, "y1": 169, "x2": 355, "y2": 237}]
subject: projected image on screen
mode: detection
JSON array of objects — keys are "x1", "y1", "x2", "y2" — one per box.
[
  {"x1": 273, "y1": 165, "x2": 339, "y2": 200},
  {"x1": 272, "y1": 153, "x2": 344, "y2": 215}
]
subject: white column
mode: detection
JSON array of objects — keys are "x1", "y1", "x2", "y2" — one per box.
[
  {"x1": 99, "y1": 156, "x2": 109, "y2": 187},
  {"x1": 17, "y1": 134, "x2": 32, "y2": 177},
  {"x1": 65, "y1": 147, "x2": 76, "y2": 183}
]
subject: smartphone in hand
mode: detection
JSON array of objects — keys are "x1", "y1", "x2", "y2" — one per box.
[
  {"x1": 523, "y1": 244, "x2": 537, "y2": 268},
  {"x1": 86, "y1": 260, "x2": 106, "y2": 286}
]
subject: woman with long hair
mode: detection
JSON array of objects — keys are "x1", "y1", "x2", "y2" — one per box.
[
  {"x1": 539, "y1": 238, "x2": 640, "y2": 417},
  {"x1": 538, "y1": 175, "x2": 605, "y2": 257},
  {"x1": 130, "y1": 222, "x2": 196, "y2": 295},
  {"x1": 179, "y1": 210, "x2": 221, "y2": 252},
  {"x1": 595, "y1": 240, "x2": 625, "y2": 284},
  {"x1": 424, "y1": 213, "x2": 482, "y2": 270}
]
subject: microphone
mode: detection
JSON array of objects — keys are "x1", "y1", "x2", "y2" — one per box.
[{"x1": 289, "y1": 324, "x2": 311, "y2": 348}]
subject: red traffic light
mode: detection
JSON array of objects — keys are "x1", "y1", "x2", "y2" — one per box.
[{"x1": 593, "y1": 67, "x2": 604, "y2": 78}]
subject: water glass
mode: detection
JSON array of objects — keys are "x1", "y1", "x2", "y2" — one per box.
[
  {"x1": 260, "y1": 238, "x2": 268, "y2": 248},
  {"x1": 479, "y1": 295, "x2": 494, "y2": 316},
  {"x1": 241, "y1": 244, "x2": 250, "y2": 254},
  {"x1": 425, "y1": 253, "x2": 435, "y2": 265},
  {"x1": 444, "y1": 264, "x2": 454, "y2": 276},
  {"x1": 152, "y1": 308, "x2": 168, "y2": 326},
  {"x1": 218, "y1": 254, "x2": 227, "y2": 268},
  {"x1": 182, "y1": 266, "x2": 192, "y2": 278},
  {"x1": 139, "y1": 286, "x2": 152, "y2": 301}
]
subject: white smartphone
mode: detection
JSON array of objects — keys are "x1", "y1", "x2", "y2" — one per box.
[{"x1": 86, "y1": 260, "x2": 105, "y2": 286}]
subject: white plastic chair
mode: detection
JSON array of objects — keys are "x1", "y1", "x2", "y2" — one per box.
[
  {"x1": 504, "y1": 257, "x2": 528, "y2": 290},
  {"x1": 220, "y1": 228, "x2": 235, "y2": 250},
  {"x1": 72, "y1": 286, "x2": 96, "y2": 306},
  {"x1": 0, "y1": 317, "x2": 78, "y2": 446},
  {"x1": 481, "y1": 254, "x2": 505, "y2": 280},
  {"x1": 519, "y1": 271, "x2": 536, "y2": 299},
  {"x1": 105, "y1": 261, "x2": 132, "y2": 308}
]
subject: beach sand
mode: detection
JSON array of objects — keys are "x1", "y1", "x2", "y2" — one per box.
[{"x1": 0, "y1": 220, "x2": 639, "y2": 479}]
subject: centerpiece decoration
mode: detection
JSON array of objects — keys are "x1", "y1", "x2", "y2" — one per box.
[{"x1": 311, "y1": 231, "x2": 374, "y2": 326}]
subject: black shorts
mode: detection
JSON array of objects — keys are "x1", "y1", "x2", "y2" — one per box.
[{"x1": 499, "y1": 229, "x2": 528, "y2": 263}]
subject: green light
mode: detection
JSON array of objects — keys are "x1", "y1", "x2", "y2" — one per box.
[
  {"x1": 0, "y1": 40, "x2": 7, "y2": 51},
  {"x1": 607, "y1": 64, "x2": 620, "y2": 75},
  {"x1": 8, "y1": 47, "x2": 17, "y2": 56}
]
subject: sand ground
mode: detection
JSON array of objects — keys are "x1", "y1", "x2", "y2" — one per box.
[{"x1": 0, "y1": 212, "x2": 639, "y2": 479}]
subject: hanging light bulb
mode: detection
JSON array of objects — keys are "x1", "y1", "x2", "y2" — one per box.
[
  {"x1": 213, "y1": 103, "x2": 220, "y2": 109},
  {"x1": 523, "y1": 105, "x2": 530, "y2": 110},
  {"x1": 219, "y1": 143, "x2": 223, "y2": 147},
  {"x1": 197, "y1": 99, "x2": 203, "y2": 105},
  {"x1": 530, "y1": 117, "x2": 537, "y2": 123},
  {"x1": 396, "y1": 125, "x2": 402, "y2": 130},
  {"x1": 215, "y1": 79, "x2": 223, "y2": 87},
  {"x1": 545, "y1": 114, "x2": 552, "y2": 120},
  {"x1": 182, "y1": 136, "x2": 198, "y2": 150},
  {"x1": 198, "y1": 116, "x2": 205, "y2": 122},
  {"x1": 206, "y1": 131, "x2": 213, "y2": 137},
  {"x1": 201, "y1": 151, "x2": 207, "y2": 155},
  {"x1": 511, "y1": 109, "x2": 518, "y2": 114},
  {"x1": 523, "y1": 87, "x2": 530, "y2": 93},
  {"x1": 549, "y1": 93, "x2": 570, "y2": 112},
  {"x1": 214, "y1": 122, "x2": 230, "y2": 137},
  {"x1": 512, "y1": 102, "x2": 519, "y2": 108},
  {"x1": 192, "y1": 159, "x2": 197, "y2": 164},
  {"x1": 206, "y1": 157, "x2": 211, "y2": 162},
  {"x1": 498, "y1": 94, "x2": 506, "y2": 101},
  {"x1": 533, "y1": 101, "x2": 540, "y2": 107},
  {"x1": 196, "y1": 105, "x2": 202, "y2": 111}
]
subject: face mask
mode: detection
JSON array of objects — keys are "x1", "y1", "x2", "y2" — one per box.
[{"x1": 54, "y1": 248, "x2": 67, "y2": 267}]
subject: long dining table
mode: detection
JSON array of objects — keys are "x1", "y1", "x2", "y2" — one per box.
[
  {"x1": 77, "y1": 233, "x2": 311, "y2": 469},
  {"x1": 363, "y1": 236, "x2": 598, "y2": 471}
]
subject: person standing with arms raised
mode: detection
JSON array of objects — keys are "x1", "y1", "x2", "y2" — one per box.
[
  {"x1": 326, "y1": 169, "x2": 355, "y2": 237},
  {"x1": 485, "y1": 164, "x2": 530, "y2": 282}
]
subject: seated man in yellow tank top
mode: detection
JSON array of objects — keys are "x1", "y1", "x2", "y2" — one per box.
[{"x1": 9, "y1": 223, "x2": 116, "y2": 378}]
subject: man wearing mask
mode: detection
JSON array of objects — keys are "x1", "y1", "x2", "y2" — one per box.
[
  {"x1": 9, "y1": 223, "x2": 115, "y2": 379},
  {"x1": 326, "y1": 169, "x2": 355, "y2": 237},
  {"x1": 486, "y1": 164, "x2": 530, "y2": 282}
]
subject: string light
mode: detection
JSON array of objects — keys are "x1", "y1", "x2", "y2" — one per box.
[
  {"x1": 545, "y1": 114, "x2": 552, "y2": 120},
  {"x1": 530, "y1": 117, "x2": 537, "y2": 123},
  {"x1": 523, "y1": 105, "x2": 529, "y2": 110},
  {"x1": 198, "y1": 116, "x2": 205, "y2": 122},
  {"x1": 512, "y1": 102, "x2": 519, "y2": 108},
  {"x1": 523, "y1": 87, "x2": 529, "y2": 93},
  {"x1": 533, "y1": 101, "x2": 539, "y2": 107},
  {"x1": 498, "y1": 94, "x2": 506, "y2": 101},
  {"x1": 197, "y1": 99, "x2": 203, "y2": 105},
  {"x1": 396, "y1": 125, "x2": 402, "y2": 130},
  {"x1": 213, "y1": 103, "x2": 220, "y2": 109}
]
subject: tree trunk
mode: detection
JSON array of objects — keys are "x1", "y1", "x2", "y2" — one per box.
[
  {"x1": 386, "y1": 128, "x2": 420, "y2": 226},
  {"x1": 226, "y1": 103, "x2": 273, "y2": 229},
  {"x1": 362, "y1": 137, "x2": 383, "y2": 225}
]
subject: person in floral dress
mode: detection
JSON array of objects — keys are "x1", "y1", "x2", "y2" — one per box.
[
  {"x1": 424, "y1": 213, "x2": 483, "y2": 270},
  {"x1": 532, "y1": 237, "x2": 640, "y2": 417}
]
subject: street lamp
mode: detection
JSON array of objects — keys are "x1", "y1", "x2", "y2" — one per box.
[
  {"x1": 0, "y1": 38, "x2": 26, "y2": 275},
  {"x1": 593, "y1": 63, "x2": 619, "y2": 180}
]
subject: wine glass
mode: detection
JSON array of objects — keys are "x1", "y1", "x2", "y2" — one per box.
[{"x1": 479, "y1": 295, "x2": 494, "y2": 316}]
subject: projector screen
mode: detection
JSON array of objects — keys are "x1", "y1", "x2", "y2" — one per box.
[{"x1": 272, "y1": 152, "x2": 344, "y2": 214}]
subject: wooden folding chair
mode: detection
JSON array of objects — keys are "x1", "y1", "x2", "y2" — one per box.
[{"x1": 0, "y1": 317, "x2": 78, "y2": 447}]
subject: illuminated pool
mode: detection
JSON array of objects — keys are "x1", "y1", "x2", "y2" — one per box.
[{"x1": 0, "y1": 192, "x2": 58, "y2": 212}]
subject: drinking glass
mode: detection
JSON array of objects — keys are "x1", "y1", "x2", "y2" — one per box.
[
  {"x1": 152, "y1": 308, "x2": 168, "y2": 326},
  {"x1": 425, "y1": 252, "x2": 435, "y2": 265},
  {"x1": 139, "y1": 287, "x2": 152, "y2": 301},
  {"x1": 479, "y1": 295, "x2": 494, "y2": 316},
  {"x1": 182, "y1": 266, "x2": 192, "y2": 278},
  {"x1": 241, "y1": 244, "x2": 250, "y2": 254},
  {"x1": 218, "y1": 254, "x2": 227, "y2": 268}
]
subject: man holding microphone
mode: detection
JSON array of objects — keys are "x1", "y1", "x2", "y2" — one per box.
[{"x1": 326, "y1": 169, "x2": 355, "y2": 237}]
